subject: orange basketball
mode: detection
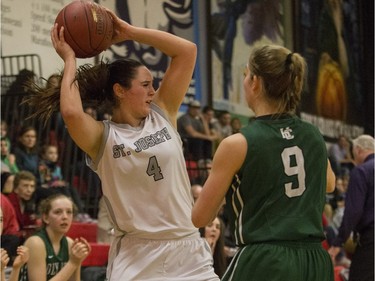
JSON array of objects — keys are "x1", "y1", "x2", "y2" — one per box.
[{"x1": 55, "y1": 0, "x2": 113, "y2": 58}]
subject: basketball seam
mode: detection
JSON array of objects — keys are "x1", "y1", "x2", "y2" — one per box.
[
  {"x1": 63, "y1": 1, "x2": 88, "y2": 58},
  {"x1": 81, "y1": 0, "x2": 107, "y2": 52}
]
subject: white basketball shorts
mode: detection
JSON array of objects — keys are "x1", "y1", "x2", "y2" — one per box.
[{"x1": 106, "y1": 234, "x2": 219, "y2": 281}]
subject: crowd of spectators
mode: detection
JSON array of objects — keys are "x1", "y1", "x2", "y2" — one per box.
[
  {"x1": 177, "y1": 100, "x2": 244, "y2": 185},
  {"x1": 1, "y1": 72, "x2": 103, "y2": 280}
]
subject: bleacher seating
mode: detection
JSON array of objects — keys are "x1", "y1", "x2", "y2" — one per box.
[
  {"x1": 66, "y1": 222, "x2": 110, "y2": 267},
  {"x1": 66, "y1": 222, "x2": 98, "y2": 242},
  {"x1": 82, "y1": 243, "x2": 110, "y2": 267}
]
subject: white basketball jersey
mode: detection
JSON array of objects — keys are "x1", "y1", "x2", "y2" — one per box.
[{"x1": 87, "y1": 103, "x2": 197, "y2": 239}]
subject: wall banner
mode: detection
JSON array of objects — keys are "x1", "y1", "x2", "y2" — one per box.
[{"x1": 296, "y1": 0, "x2": 365, "y2": 140}]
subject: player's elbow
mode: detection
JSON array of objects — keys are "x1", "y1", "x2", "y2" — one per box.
[
  {"x1": 191, "y1": 209, "x2": 208, "y2": 228},
  {"x1": 326, "y1": 183, "x2": 335, "y2": 193},
  {"x1": 326, "y1": 173, "x2": 336, "y2": 193},
  {"x1": 183, "y1": 41, "x2": 197, "y2": 62}
]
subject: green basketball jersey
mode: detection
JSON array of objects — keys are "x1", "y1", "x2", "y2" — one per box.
[
  {"x1": 225, "y1": 115, "x2": 328, "y2": 246},
  {"x1": 19, "y1": 228, "x2": 69, "y2": 281}
]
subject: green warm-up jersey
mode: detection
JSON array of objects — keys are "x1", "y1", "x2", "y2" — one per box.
[
  {"x1": 18, "y1": 228, "x2": 69, "y2": 281},
  {"x1": 225, "y1": 114, "x2": 328, "y2": 246}
]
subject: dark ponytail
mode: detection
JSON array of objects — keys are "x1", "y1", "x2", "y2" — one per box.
[
  {"x1": 23, "y1": 61, "x2": 110, "y2": 124},
  {"x1": 23, "y1": 59, "x2": 144, "y2": 124}
]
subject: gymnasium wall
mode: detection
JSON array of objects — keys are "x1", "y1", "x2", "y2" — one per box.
[
  {"x1": 1, "y1": 0, "x2": 94, "y2": 76},
  {"x1": 1, "y1": 0, "x2": 198, "y2": 104},
  {"x1": 1, "y1": 0, "x2": 373, "y2": 137}
]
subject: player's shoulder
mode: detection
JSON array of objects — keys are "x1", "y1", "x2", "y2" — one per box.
[
  {"x1": 24, "y1": 234, "x2": 45, "y2": 249},
  {"x1": 288, "y1": 117, "x2": 320, "y2": 135},
  {"x1": 292, "y1": 116, "x2": 315, "y2": 128}
]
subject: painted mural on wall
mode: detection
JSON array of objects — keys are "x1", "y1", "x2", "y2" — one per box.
[
  {"x1": 297, "y1": 0, "x2": 364, "y2": 140},
  {"x1": 210, "y1": 0, "x2": 285, "y2": 117},
  {"x1": 100, "y1": 0, "x2": 196, "y2": 104}
]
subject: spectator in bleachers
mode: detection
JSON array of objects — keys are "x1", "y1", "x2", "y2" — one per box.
[
  {"x1": 325, "y1": 174, "x2": 349, "y2": 223},
  {"x1": 45, "y1": 73, "x2": 61, "y2": 90},
  {"x1": 0, "y1": 246, "x2": 29, "y2": 281},
  {"x1": 38, "y1": 144, "x2": 65, "y2": 189},
  {"x1": 6, "y1": 171, "x2": 39, "y2": 242},
  {"x1": 84, "y1": 106, "x2": 98, "y2": 120},
  {"x1": 200, "y1": 105, "x2": 219, "y2": 179},
  {"x1": 329, "y1": 134, "x2": 374, "y2": 281},
  {"x1": 191, "y1": 184, "x2": 203, "y2": 203},
  {"x1": 325, "y1": 176, "x2": 347, "y2": 221},
  {"x1": 219, "y1": 206, "x2": 239, "y2": 267},
  {"x1": 202, "y1": 105, "x2": 220, "y2": 144},
  {"x1": 202, "y1": 105, "x2": 220, "y2": 154},
  {"x1": 1, "y1": 121, "x2": 15, "y2": 174},
  {"x1": 0, "y1": 194, "x2": 21, "y2": 267},
  {"x1": 19, "y1": 194, "x2": 91, "y2": 281},
  {"x1": 191, "y1": 184, "x2": 228, "y2": 278},
  {"x1": 323, "y1": 176, "x2": 352, "y2": 268},
  {"x1": 177, "y1": 100, "x2": 218, "y2": 163},
  {"x1": 12, "y1": 126, "x2": 40, "y2": 180},
  {"x1": 1, "y1": 161, "x2": 11, "y2": 174},
  {"x1": 37, "y1": 144, "x2": 93, "y2": 223},
  {"x1": 230, "y1": 117, "x2": 243, "y2": 134},
  {"x1": 328, "y1": 179, "x2": 352, "y2": 268},
  {"x1": 4, "y1": 69, "x2": 36, "y2": 130},
  {"x1": 1, "y1": 207, "x2": 29, "y2": 281},
  {"x1": 212, "y1": 110, "x2": 233, "y2": 154},
  {"x1": 1, "y1": 172, "x2": 15, "y2": 195},
  {"x1": 5, "y1": 69, "x2": 36, "y2": 97},
  {"x1": 328, "y1": 135, "x2": 354, "y2": 177},
  {"x1": 1, "y1": 137, "x2": 19, "y2": 174},
  {"x1": 0, "y1": 121, "x2": 11, "y2": 150},
  {"x1": 44, "y1": 73, "x2": 67, "y2": 145},
  {"x1": 199, "y1": 216, "x2": 227, "y2": 278},
  {"x1": 215, "y1": 110, "x2": 232, "y2": 141}
]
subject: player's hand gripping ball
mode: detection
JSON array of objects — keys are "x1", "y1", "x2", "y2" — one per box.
[{"x1": 55, "y1": 0, "x2": 113, "y2": 58}]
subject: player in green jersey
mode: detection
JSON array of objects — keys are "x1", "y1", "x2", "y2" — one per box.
[
  {"x1": 192, "y1": 45, "x2": 336, "y2": 281},
  {"x1": 19, "y1": 194, "x2": 91, "y2": 281}
]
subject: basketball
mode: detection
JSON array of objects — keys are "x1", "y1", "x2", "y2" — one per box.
[{"x1": 55, "y1": 0, "x2": 113, "y2": 58}]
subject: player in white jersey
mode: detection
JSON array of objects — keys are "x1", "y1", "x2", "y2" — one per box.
[
  {"x1": 90, "y1": 104, "x2": 217, "y2": 280},
  {"x1": 25, "y1": 7, "x2": 218, "y2": 281}
]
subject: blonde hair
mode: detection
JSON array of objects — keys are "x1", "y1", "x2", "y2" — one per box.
[{"x1": 248, "y1": 45, "x2": 307, "y2": 114}]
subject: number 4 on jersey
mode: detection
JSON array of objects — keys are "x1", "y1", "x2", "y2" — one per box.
[{"x1": 147, "y1": 156, "x2": 164, "y2": 181}]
